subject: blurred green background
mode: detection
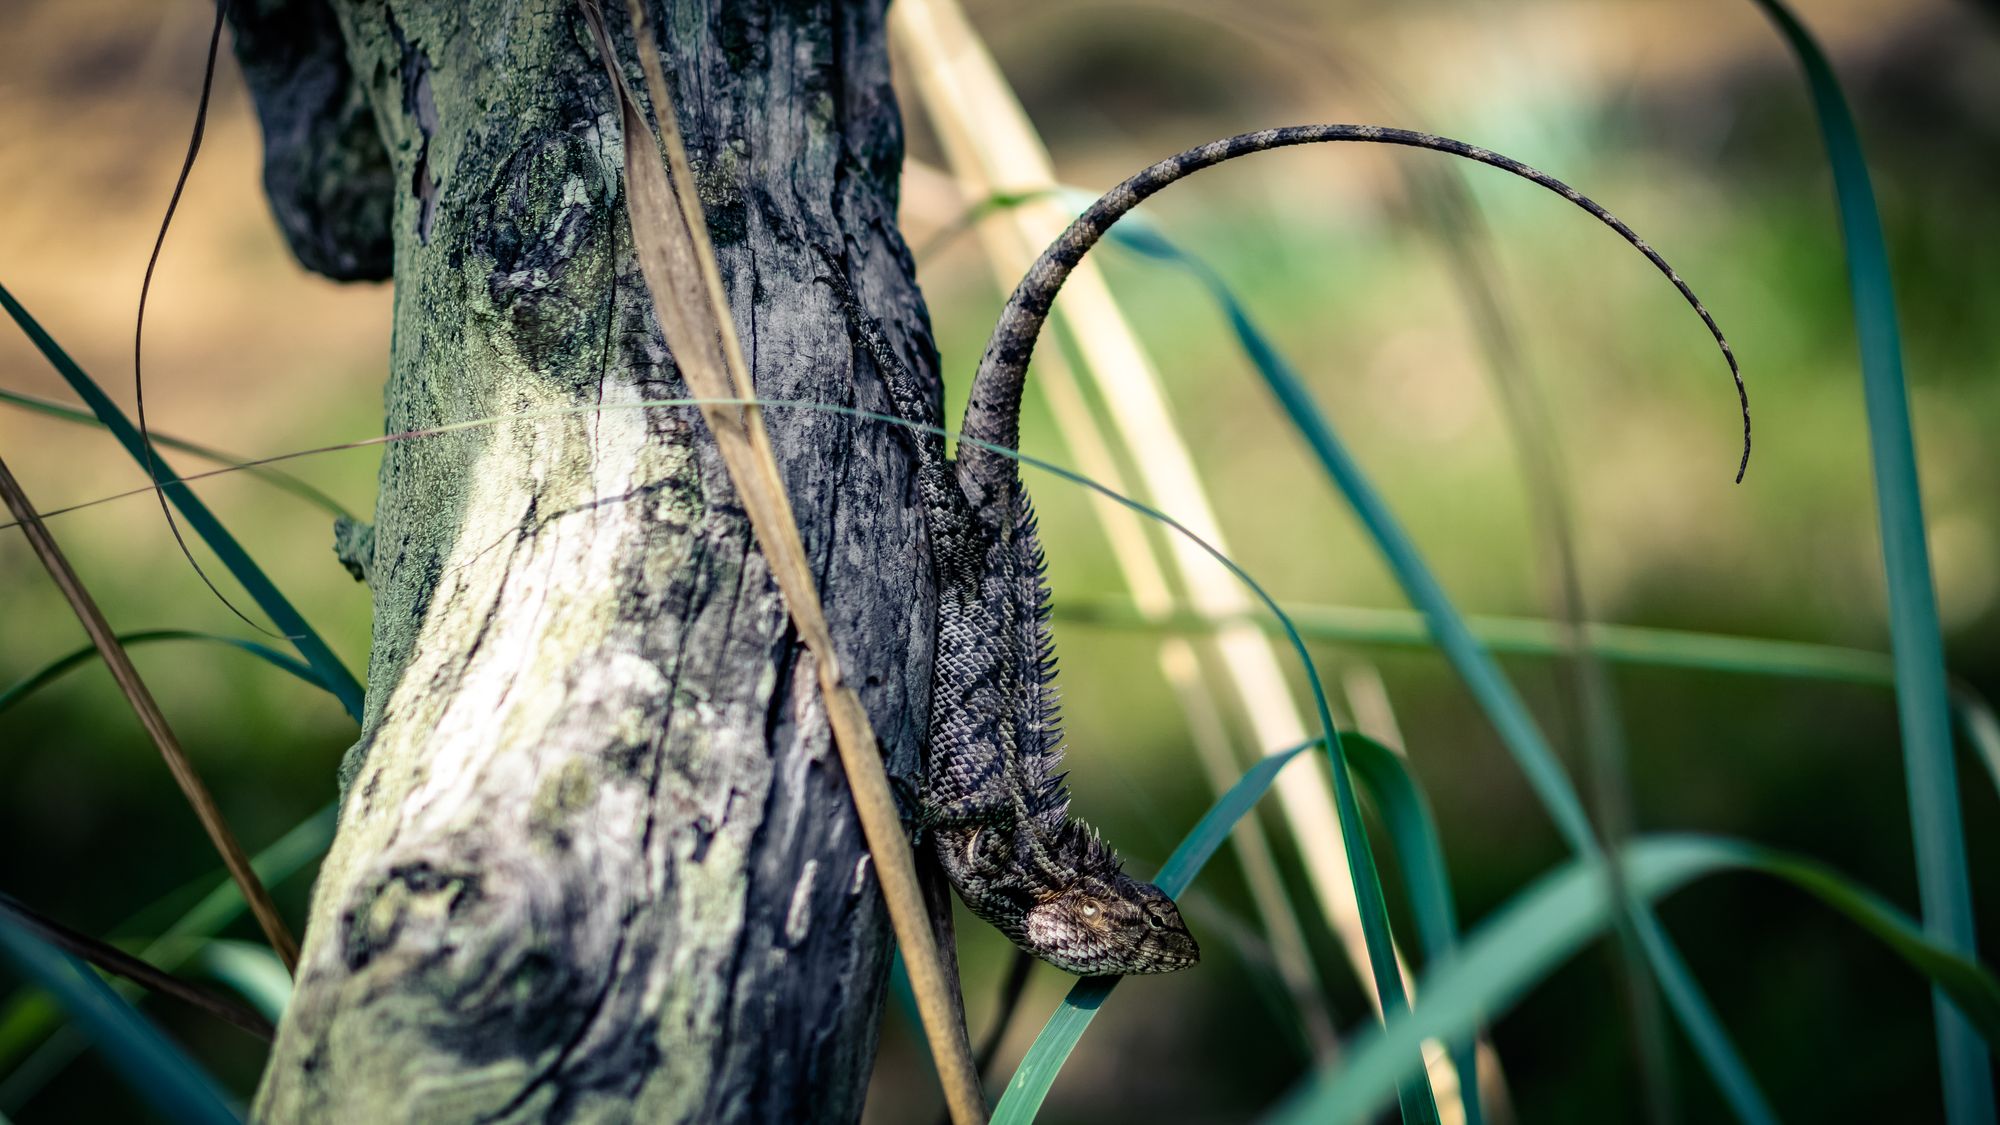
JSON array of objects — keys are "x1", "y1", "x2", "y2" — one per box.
[{"x1": 2, "y1": 0, "x2": 1997, "y2": 1121}]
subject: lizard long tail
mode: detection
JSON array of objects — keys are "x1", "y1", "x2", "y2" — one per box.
[{"x1": 955, "y1": 123, "x2": 1750, "y2": 511}]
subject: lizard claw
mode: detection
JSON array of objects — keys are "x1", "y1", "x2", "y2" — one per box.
[
  {"x1": 886, "y1": 770, "x2": 929, "y2": 842},
  {"x1": 813, "y1": 246, "x2": 932, "y2": 463}
]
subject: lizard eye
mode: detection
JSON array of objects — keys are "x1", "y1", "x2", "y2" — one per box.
[
  {"x1": 1078, "y1": 902, "x2": 1099, "y2": 918},
  {"x1": 1145, "y1": 914, "x2": 1163, "y2": 930}
]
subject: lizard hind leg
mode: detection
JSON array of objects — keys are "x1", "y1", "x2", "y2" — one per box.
[
  {"x1": 810, "y1": 247, "x2": 945, "y2": 454},
  {"x1": 812, "y1": 245, "x2": 979, "y2": 558},
  {"x1": 885, "y1": 767, "x2": 1001, "y2": 833}
]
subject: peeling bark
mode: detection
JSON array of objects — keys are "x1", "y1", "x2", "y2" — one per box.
[{"x1": 231, "y1": 2, "x2": 942, "y2": 1120}]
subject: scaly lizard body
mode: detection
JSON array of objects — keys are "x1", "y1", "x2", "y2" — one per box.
[{"x1": 824, "y1": 124, "x2": 1744, "y2": 977}]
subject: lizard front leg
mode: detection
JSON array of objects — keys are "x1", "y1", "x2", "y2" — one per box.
[{"x1": 818, "y1": 245, "x2": 1199, "y2": 978}]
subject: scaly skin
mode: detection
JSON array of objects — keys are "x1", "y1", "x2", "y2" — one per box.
[
  {"x1": 823, "y1": 124, "x2": 1744, "y2": 977},
  {"x1": 821, "y1": 253, "x2": 1197, "y2": 976}
]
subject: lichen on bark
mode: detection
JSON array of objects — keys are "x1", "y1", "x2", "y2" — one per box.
[{"x1": 230, "y1": 2, "x2": 944, "y2": 1120}]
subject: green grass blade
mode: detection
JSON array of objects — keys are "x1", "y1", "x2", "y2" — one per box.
[
  {"x1": 914, "y1": 188, "x2": 1064, "y2": 262},
  {"x1": 1266, "y1": 834, "x2": 2000, "y2": 1125},
  {"x1": 0, "y1": 282, "x2": 364, "y2": 723},
  {"x1": 1953, "y1": 691, "x2": 2000, "y2": 810},
  {"x1": 0, "y1": 387, "x2": 353, "y2": 519},
  {"x1": 971, "y1": 190, "x2": 1437, "y2": 1121},
  {"x1": 1341, "y1": 734, "x2": 1480, "y2": 1125},
  {"x1": 1117, "y1": 222, "x2": 1772, "y2": 1121},
  {"x1": 1101, "y1": 225, "x2": 1442, "y2": 1125},
  {"x1": 0, "y1": 629, "x2": 331, "y2": 715},
  {"x1": 1749, "y1": 5, "x2": 1993, "y2": 1119},
  {"x1": 0, "y1": 916, "x2": 240, "y2": 1124},
  {"x1": 1405, "y1": 163, "x2": 1671, "y2": 1119},
  {"x1": 1154, "y1": 743, "x2": 1320, "y2": 898},
  {"x1": 885, "y1": 953, "x2": 925, "y2": 1052},
  {"x1": 193, "y1": 942, "x2": 292, "y2": 1024},
  {"x1": 0, "y1": 805, "x2": 333, "y2": 1095},
  {"x1": 993, "y1": 740, "x2": 1319, "y2": 1124},
  {"x1": 0, "y1": 390, "x2": 1532, "y2": 1122},
  {"x1": 146, "y1": 806, "x2": 336, "y2": 950},
  {"x1": 1055, "y1": 596, "x2": 1899, "y2": 686},
  {"x1": 1064, "y1": 597, "x2": 2000, "y2": 808}
]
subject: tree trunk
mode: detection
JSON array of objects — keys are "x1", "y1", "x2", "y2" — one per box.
[{"x1": 229, "y1": 2, "x2": 942, "y2": 1120}]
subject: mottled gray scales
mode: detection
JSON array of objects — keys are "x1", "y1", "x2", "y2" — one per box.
[
  {"x1": 823, "y1": 123, "x2": 1743, "y2": 979},
  {"x1": 820, "y1": 252, "x2": 1197, "y2": 976}
]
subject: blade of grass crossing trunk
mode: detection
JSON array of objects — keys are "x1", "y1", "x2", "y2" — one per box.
[
  {"x1": 0, "y1": 283, "x2": 363, "y2": 723},
  {"x1": 0, "y1": 387, "x2": 352, "y2": 519},
  {"x1": 889, "y1": 5, "x2": 1441, "y2": 1117}
]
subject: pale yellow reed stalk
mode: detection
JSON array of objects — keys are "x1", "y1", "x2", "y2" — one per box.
[
  {"x1": 888, "y1": 0, "x2": 1471, "y2": 1101},
  {"x1": 0, "y1": 454, "x2": 299, "y2": 973},
  {"x1": 579, "y1": 4, "x2": 984, "y2": 1120}
]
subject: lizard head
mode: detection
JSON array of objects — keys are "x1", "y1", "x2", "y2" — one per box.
[{"x1": 1023, "y1": 870, "x2": 1200, "y2": 976}]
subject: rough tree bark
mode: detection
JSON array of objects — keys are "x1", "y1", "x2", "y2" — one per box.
[{"x1": 228, "y1": 1, "x2": 943, "y2": 1119}]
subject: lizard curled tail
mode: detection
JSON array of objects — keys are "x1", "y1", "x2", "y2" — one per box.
[
  {"x1": 956, "y1": 124, "x2": 1750, "y2": 512},
  {"x1": 824, "y1": 124, "x2": 1744, "y2": 978}
]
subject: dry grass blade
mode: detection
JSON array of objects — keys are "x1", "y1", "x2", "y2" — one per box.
[
  {"x1": 905, "y1": 161, "x2": 1340, "y2": 1064},
  {"x1": 0, "y1": 387, "x2": 353, "y2": 519},
  {"x1": 1343, "y1": 668, "x2": 1515, "y2": 1125},
  {"x1": 0, "y1": 454, "x2": 299, "y2": 972},
  {"x1": 890, "y1": 0, "x2": 1359, "y2": 1066},
  {"x1": 0, "y1": 895, "x2": 274, "y2": 1042},
  {"x1": 890, "y1": 0, "x2": 1479, "y2": 1102},
  {"x1": 576, "y1": 4, "x2": 985, "y2": 1121}
]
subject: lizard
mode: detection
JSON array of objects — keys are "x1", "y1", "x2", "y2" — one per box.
[{"x1": 820, "y1": 124, "x2": 1747, "y2": 978}]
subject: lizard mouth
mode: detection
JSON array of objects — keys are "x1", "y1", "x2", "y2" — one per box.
[
  {"x1": 1115, "y1": 931, "x2": 1201, "y2": 975},
  {"x1": 1115, "y1": 952, "x2": 1197, "y2": 975}
]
